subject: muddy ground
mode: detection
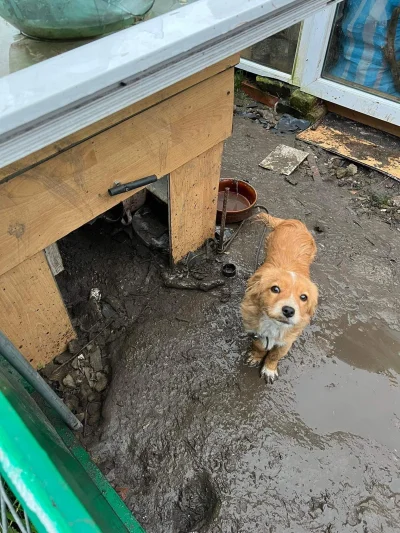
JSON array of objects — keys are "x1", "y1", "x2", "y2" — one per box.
[{"x1": 52, "y1": 110, "x2": 400, "y2": 533}]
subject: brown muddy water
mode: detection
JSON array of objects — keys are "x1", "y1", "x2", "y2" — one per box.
[
  {"x1": 62, "y1": 116, "x2": 400, "y2": 533},
  {"x1": 296, "y1": 320, "x2": 400, "y2": 451}
]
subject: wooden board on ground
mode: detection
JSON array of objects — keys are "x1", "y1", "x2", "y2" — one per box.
[
  {"x1": 297, "y1": 113, "x2": 400, "y2": 182},
  {"x1": 0, "y1": 69, "x2": 234, "y2": 278},
  {"x1": 0, "y1": 251, "x2": 75, "y2": 367},
  {"x1": 169, "y1": 143, "x2": 224, "y2": 264}
]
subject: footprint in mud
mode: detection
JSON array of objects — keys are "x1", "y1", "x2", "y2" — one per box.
[{"x1": 173, "y1": 470, "x2": 220, "y2": 533}]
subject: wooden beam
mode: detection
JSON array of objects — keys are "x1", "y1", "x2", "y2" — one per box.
[
  {"x1": 1, "y1": 55, "x2": 240, "y2": 181},
  {"x1": 169, "y1": 142, "x2": 224, "y2": 263},
  {"x1": 0, "y1": 251, "x2": 75, "y2": 368},
  {"x1": 0, "y1": 68, "x2": 234, "y2": 278}
]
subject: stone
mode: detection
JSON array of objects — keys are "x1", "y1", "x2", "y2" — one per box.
[
  {"x1": 67, "y1": 339, "x2": 81, "y2": 355},
  {"x1": 93, "y1": 372, "x2": 108, "y2": 392},
  {"x1": 71, "y1": 358, "x2": 80, "y2": 370},
  {"x1": 255, "y1": 76, "x2": 293, "y2": 99},
  {"x1": 62, "y1": 374, "x2": 76, "y2": 389},
  {"x1": 305, "y1": 102, "x2": 327, "y2": 123},
  {"x1": 64, "y1": 394, "x2": 80, "y2": 412},
  {"x1": 290, "y1": 89, "x2": 318, "y2": 115},
  {"x1": 75, "y1": 412, "x2": 85, "y2": 422},
  {"x1": 87, "y1": 391, "x2": 101, "y2": 403},
  {"x1": 336, "y1": 168, "x2": 347, "y2": 179},
  {"x1": 55, "y1": 351, "x2": 73, "y2": 365},
  {"x1": 391, "y1": 195, "x2": 400, "y2": 207},
  {"x1": 87, "y1": 401, "x2": 102, "y2": 415},
  {"x1": 347, "y1": 164, "x2": 358, "y2": 176},
  {"x1": 89, "y1": 347, "x2": 103, "y2": 372},
  {"x1": 88, "y1": 411, "x2": 101, "y2": 425}
]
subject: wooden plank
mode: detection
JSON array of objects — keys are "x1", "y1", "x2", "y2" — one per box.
[
  {"x1": 0, "y1": 68, "x2": 234, "y2": 278},
  {"x1": 169, "y1": 142, "x2": 224, "y2": 263},
  {"x1": 0, "y1": 251, "x2": 75, "y2": 368},
  {"x1": 1, "y1": 55, "x2": 240, "y2": 181}
]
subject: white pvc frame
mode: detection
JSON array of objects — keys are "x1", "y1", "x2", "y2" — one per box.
[
  {"x1": 0, "y1": 0, "x2": 341, "y2": 167},
  {"x1": 238, "y1": 4, "x2": 400, "y2": 126}
]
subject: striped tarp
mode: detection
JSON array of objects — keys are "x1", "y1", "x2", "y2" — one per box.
[{"x1": 330, "y1": 0, "x2": 400, "y2": 97}]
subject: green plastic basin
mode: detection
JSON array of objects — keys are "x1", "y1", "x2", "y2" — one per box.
[{"x1": 0, "y1": 0, "x2": 155, "y2": 40}]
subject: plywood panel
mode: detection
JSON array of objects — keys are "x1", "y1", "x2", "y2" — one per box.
[
  {"x1": 0, "y1": 251, "x2": 75, "y2": 367},
  {"x1": 0, "y1": 68, "x2": 234, "y2": 277},
  {"x1": 298, "y1": 113, "x2": 400, "y2": 182},
  {"x1": 1, "y1": 55, "x2": 240, "y2": 181},
  {"x1": 169, "y1": 142, "x2": 224, "y2": 263}
]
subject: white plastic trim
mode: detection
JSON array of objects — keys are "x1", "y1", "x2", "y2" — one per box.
[
  {"x1": 295, "y1": 5, "x2": 400, "y2": 125},
  {"x1": 0, "y1": 0, "x2": 340, "y2": 168},
  {"x1": 238, "y1": 59, "x2": 293, "y2": 84},
  {"x1": 301, "y1": 78, "x2": 400, "y2": 125}
]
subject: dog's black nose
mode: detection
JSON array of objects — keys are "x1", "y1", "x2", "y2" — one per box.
[{"x1": 282, "y1": 306, "x2": 295, "y2": 318}]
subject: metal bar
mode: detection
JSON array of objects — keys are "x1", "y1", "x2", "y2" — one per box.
[
  {"x1": 0, "y1": 478, "x2": 28, "y2": 533},
  {"x1": 0, "y1": 0, "x2": 341, "y2": 167},
  {"x1": 24, "y1": 509, "x2": 32, "y2": 533},
  {"x1": 0, "y1": 331, "x2": 82, "y2": 431},
  {"x1": 0, "y1": 478, "x2": 7, "y2": 533},
  {"x1": 218, "y1": 187, "x2": 230, "y2": 253}
]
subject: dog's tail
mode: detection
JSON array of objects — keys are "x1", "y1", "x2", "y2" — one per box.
[{"x1": 256, "y1": 212, "x2": 285, "y2": 228}]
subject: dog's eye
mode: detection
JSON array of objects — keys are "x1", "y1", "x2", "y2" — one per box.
[
  {"x1": 271, "y1": 286, "x2": 280, "y2": 294},
  {"x1": 300, "y1": 294, "x2": 308, "y2": 302}
]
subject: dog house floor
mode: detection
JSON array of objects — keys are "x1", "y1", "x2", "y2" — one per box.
[{"x1": 50, "y1": 113, "x2": 400, "y2": 533}]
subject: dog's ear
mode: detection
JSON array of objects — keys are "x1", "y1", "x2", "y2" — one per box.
[
  {"x1": 307, "y1": 281, "x2": 319, "y2": 318},
  {"x1": 246, "y1": 272, "x2": 262, "y2": 292}
]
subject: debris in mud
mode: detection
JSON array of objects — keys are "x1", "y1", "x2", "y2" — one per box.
[
  {"x1": 391, "y1": 195, "x2": 400, "y2": 207},
  {"x1": 234, "y1": 104, "x2": 278, "y2": 129},
  {"x1": 161, "y1": 271, "x2": 224, "y2": 292},
  {"x1": 284, "y1": 176, "x2": 298, "y2": 186},
  {"x1": 259, "y1": 144, "x2": 308, "y2": 175},
  {"x1": 336, "y1": 163, "x2": 358, "y2": 179},
  {"x1": 131, "y1": 206, "x2": 169, "y2": 253},
  {"x1": 272, "y1": 113, "x2": 310, "y2": 134},
  {"x1": 307, "y1": 153, "x2": 322, "y2": 182},
  {"x1": 221, "y1": 263, "x2": 236, "y2": 278}
]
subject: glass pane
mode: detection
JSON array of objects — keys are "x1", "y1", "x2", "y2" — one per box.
[
  {"x1": 0, "y1": 0, "x2": 198, "y2": 78},
  {"x1": 241, "y1": 23, "x2": 301, "y2": 74},
  {"x1": 323, "y1": 1, "x2": 400, "y2": 102}
]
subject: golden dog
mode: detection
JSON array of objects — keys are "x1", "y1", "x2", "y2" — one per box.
[{"x1": 241, "y1": 213, "x2": 318, "y2": 383}]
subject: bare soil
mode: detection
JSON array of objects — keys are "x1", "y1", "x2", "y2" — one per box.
[{"x1": 49, "y1": 110, "x2": 400, "y2": 533}]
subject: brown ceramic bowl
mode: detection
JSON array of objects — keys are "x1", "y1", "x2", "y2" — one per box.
[{"x1": 216, "y1": 179, "x2": 257, "y2": 223}]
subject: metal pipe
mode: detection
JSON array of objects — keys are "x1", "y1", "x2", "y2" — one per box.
[
  {"x1": 0, "y1": 331, "x2": 82, "y2": 431},
  {"x1": 218, "y1": 187, "x2": 230, "y2": 253}
]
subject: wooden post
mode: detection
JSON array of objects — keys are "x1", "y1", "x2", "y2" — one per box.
[
  {"x1": 169, "y1": 142, "x2": 224, "y2": 263},
  {"x1": 0, "y1": 251, "x2": 75, "y2": 367}
]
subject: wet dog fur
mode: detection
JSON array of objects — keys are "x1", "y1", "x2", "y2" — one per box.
[{"x1": 241, "y1": 213, "x2": 318, "y2": 383}]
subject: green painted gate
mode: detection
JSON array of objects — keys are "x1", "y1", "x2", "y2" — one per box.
[{"x1": 0, "y1": 356, "x2": 144, "y2": 533}]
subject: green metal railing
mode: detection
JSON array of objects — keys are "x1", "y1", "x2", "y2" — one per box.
[{"x1": 0, "y1": 354, "x2": 144, "y2": 532}]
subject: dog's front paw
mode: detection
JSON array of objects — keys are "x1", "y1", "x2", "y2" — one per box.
[
  {"x1": 247, "y1": 352, "x2": 264, "y2": 367},
  {"x1": 261, "y1": 366, "x2": 278, "y2": 384}
]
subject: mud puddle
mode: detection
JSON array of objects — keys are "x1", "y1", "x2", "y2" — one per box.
[{"x1": 296, "y1": 319, "x2": 400, "y2": 451}]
